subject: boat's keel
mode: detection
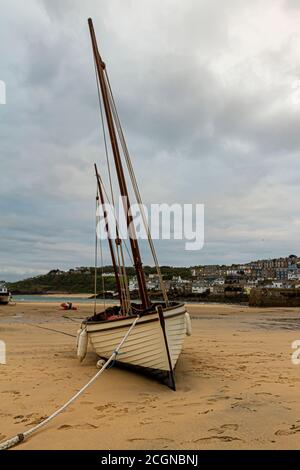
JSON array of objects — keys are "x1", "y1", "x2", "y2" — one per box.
[{"x1": 99, "y1": 357, "x2": 177, "y2": 390}]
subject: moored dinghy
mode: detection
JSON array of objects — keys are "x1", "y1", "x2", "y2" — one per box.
[{"x1": 77, "y1": 19, "x2": 191, "y2": 390}]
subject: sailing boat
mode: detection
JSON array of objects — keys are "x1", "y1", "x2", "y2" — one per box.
[
  {"x1": 77, "y1": 19, "x2": 191, "y2": 390},
  {"x1": 0, "y1": 283, "x2": 10, "y2": 305}
]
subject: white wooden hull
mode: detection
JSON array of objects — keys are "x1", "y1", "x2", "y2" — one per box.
[{"x1": 82, "y1": 304, "x2": 188, "y2": 387}]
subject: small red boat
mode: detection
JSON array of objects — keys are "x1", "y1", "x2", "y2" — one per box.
[{"x1": 60, "y1": 302, "x2": 77, "y2": 311}]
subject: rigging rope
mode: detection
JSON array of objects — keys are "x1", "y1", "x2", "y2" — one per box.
[
  {"x1": 104, "y1": 71, "x2": 169, "y2": 305},
  {"x1": 93, "y1": 56, "x2": 131, "y2": 311},
  {"x1": 94, "y1": 191, "x2": 99, "y2": 315},
  {"x1": 98, "y1": 195, "x2": 107, "y2": 313},
  {"x1": 95, "y1": 169, "x2": 136, "y2": 314},
  {"x1": 97, "y1": 172, "x2": 134, "y2": 265},
  {"x1": 0, "y1": 316, "x2": 140, "y2": 451},
  {"x1": 94, "y1": 56, "x2": 115, "y2": 208},
  {"x1": 100, "y1": 248, "x2": 106, "y2": 312},
  {"x1": 119, "y1": 244, "x2": 132, "y2": 314}
]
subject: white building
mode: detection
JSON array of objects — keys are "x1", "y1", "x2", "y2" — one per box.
[
  {"x1": 192, "y1": 286, "x2": 208, "y2": 294},
  {"x1": 226, "y1": 269, "x2": 239, "y2": 276},
  {"x1": 288, "y1": 271, "x2": 300, "y2": 281},
  {"x1": 266, "y1": 281, "x2": 284, "y2": 289},
  {"x1": 212, "y1": 278, "x2": 225, "y2": 286},
  {"x1": 129, "y1": 277, "x2": 138, "y2": 292}
]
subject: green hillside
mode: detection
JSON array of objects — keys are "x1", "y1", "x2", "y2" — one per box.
[{"x1": 7, "y1": 266, "x2": 193, "y2": 294}]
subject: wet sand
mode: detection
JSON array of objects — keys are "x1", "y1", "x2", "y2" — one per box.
[
  {"x1": 40, "y1": 294, "x2": 92, "y2": 298},
  {"x1": 1, "y1": 302, "x2": 300, "y2": 450}
]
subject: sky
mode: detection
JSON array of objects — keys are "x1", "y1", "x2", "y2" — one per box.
[{"x1": 1, "y1": 0, "x2": 300, "y2": 281}]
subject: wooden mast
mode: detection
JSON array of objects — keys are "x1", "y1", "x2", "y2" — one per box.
[
  {"x1": 88, "y1": 18, "x2": 150, "y2": 310},
  {"x1": 94, "y1": 163, "x2": 123, "y2": 307}
]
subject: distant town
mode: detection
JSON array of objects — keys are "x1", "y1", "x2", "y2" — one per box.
[
  {"x1": 6, "y1": 254, "x2": 300, "y2": 307},
  {"x1": 127, "y1": 254, "x2": 300, "y2": 302}
]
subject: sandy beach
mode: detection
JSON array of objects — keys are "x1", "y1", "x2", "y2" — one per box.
[{"x1": 1, "y1": 301, "x2": 300, "y2": 450}]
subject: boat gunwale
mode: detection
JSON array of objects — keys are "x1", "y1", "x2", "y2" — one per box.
[{"x1": 83, "y1": 302, "x2": 186, "y2": 331}]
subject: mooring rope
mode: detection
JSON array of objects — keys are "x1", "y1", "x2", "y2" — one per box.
[
  {"x1": 0, "y1": 315, "x2": 140, "y2": 451},
  {"x1": 27, "y1": 323, "x2": 77, "y2": 338},
  {"x1": 62, "y1": 315, "x2": 85, "y2": 323}
]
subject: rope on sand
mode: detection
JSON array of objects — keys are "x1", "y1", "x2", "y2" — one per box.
[
  {"x1": 27, "y1": 323, "x2": 77, "y2": 338},
  {"x1": 0, "y1": 316, "x2": 140, "y2": 451},
  {"x1": 62, "y1": 315, "x2": 86, "y2": 323}
]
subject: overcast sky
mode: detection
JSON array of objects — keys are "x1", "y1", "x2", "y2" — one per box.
[{"x1": 1, "y1": 0, "x2": 300, "y2": 281}]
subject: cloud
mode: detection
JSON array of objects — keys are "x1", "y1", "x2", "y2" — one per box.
[{"x1": 1, "y1": 0, "x2": 300, "y2": 280}]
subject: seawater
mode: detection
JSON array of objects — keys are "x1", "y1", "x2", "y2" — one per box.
[{"x1": 12, "y1": 295, "x2": 118, "y2": 304}]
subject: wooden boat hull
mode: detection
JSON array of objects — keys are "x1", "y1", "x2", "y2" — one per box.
[{"x1": 81, "y1": 303, "x2": 188, "y2": 388}]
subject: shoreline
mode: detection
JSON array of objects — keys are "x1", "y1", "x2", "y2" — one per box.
[
  {"x1": 11, "y1": 293, "x2": 250, "y2": 307},
  {"x1": 40, "y1": 293, "x2": 93, "y2": 298}
]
